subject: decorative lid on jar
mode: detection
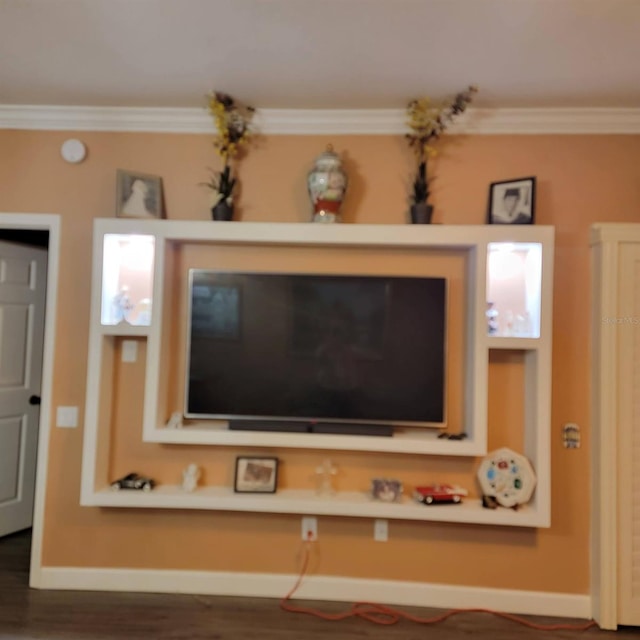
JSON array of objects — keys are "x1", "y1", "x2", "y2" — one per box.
[{"x1": 307, "y1": 144, "x2": 348, "y2": 223}]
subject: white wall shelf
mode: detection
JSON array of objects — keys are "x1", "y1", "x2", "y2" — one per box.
[
  {"x1": 100, "y1": 324, "x2": 150, "y2": 337},
  {"x1": 486, "y1": 337, "x2": 540, "y2": 350},
  {"x1": 85, "y1": 485, "x2": 545, "y2": 527},
  {"x1": 81, "y1": 220, "x2": 554, "y2": 528},
  {"x1": 151, "y1": 422, "x2": 481, "y2": 456}
]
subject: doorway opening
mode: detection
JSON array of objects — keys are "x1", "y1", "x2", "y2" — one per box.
[{"x1": 0, "y1": 214, "x2": 60, "y2": 588}]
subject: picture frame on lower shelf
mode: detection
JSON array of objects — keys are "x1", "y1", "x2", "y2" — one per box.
[{"x1": 234, "y1": 456, "x2": 279, "y2": 493}]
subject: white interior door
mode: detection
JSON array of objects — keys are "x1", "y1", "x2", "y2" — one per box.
[
  {"x1": 0, "y1": 240, "x2": 47, "y2": 537},
  {"x1": 617, "y1": 244, "x2": 640, "y2": 626}
]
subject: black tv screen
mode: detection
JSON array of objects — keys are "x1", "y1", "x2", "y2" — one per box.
[{"x1": 185, "y1": 271, "x2": 446, "y2": 426}]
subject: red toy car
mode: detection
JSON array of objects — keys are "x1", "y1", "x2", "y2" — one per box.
[{"x1": 413, "y1": 484, "x2": 468, "y2": 505}]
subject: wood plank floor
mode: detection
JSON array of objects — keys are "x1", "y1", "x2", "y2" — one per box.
[{"x1": 0, "y1": 529, "x2": 633, "y2": 639}]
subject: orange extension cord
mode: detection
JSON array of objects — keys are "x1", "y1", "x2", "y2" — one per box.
[{"x1": 280, "y1": 540, "x2": 598, "y2": 632}]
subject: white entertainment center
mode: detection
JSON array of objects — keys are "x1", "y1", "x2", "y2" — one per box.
[{"x1": 80, "y1": 219, "x2": 554, "y2": 528}]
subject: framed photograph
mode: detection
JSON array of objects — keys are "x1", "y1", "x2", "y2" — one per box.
[
  {"x1": 371, "y1": 478, "x2": 403, "y2": 503},
  {"x1": 234, "y1": 457, "x2": 279, "y2": 493},
  {"x1": 487, "y1": 177, "x2": 536, "y2": 225},
  {"x1": 116, "y1": 169, "x2": 164, "y2": 219}
]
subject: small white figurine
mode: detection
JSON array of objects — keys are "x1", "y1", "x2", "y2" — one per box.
[
  {"x1": 486, "y1": 301, "x2": 499, "y2": 335},
  {"x1": 314, "y1": 458, "x2": 337, "y2": 496},
  {"x1": 137, "y1": 298, "x2": 152, "y2": 325},
  {"x1": 166, "y1": 412, "x2": 183, "y2": 430},
  {"x1": 181, "y1": 463, "x2": 201, "y2": 493},
  {"x1": 113, "y1": 286, "x2": 134, "y2": 324}
]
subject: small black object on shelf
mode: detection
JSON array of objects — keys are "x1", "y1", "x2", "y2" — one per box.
[
  {"x1": 482, "y1": 495, "x2": 499, "y2": 509},
  {"x1": 410, "y1": 202, "x2": 434, "y2": 224},
  {"x1": 211, "y1": 201, "x2": 234, "y2": 221},
  {"x1": 110, "y1": 473, "x2": 155, "y2": 492}
]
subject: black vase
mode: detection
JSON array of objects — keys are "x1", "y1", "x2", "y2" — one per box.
[
  {"x1": 211, "y1": 201, "x2": 234, "y2": 221},
  {"x1": 410, "y1": 203, "x2": 434, "y2": 224}
]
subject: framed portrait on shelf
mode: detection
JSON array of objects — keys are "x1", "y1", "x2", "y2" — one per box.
[
  {"x1": 487, "y1": 177, "x2": 536, "y2": 225},
  {"x1": 234, "y1": 457, "x2": 279, "y2": 493},
  {"x1": 371, "y1": 478, "x2": 403, "y2": 503},
  {"x1": 116, "y1": 169, "x2": 164, "y2": 219}
]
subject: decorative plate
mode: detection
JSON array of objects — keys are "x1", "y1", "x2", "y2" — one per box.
[{"x1": 477, "y1": 447, "x2": 536, "y2": 508}]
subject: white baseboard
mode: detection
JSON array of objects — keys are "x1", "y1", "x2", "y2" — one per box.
[{"x1": 36, "y1": 567, "x2": 591, "y2": 620}]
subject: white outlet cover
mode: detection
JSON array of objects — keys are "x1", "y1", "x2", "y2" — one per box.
[
  {"x1": 56, "y1": 406, "x2": 79, "y2": 428},
  {"x1": 122, "y1": 340, "x2": 138, "y2": 363},
  {"x1": 374, "y1": 519, "x2": 388, "y2": 541},
  {"x1": 301, "y1": 516, "x2": 318, "y2": 541}
]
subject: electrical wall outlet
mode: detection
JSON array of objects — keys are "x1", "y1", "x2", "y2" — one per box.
[
  {"x1": 301, "y1": 516, "x2": 318, "y2": 541},
  {"x1": 374, "y1": 519, "x2": 388, "y2": 542},
  {"x1": 121, "y1": 340, "x2": 138, "y2": 363}
]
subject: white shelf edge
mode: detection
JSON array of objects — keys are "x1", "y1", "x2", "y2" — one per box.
[
  {"x1": 487, "y1": 336, "x2": 541, "y2": 350},
  {"x1": 99, "y1": 324, "x2": 151, "y2": 337},
  {"x1": 94, "y1": 219, "x2": 556, "y2": 249},
  {"x1": 83, "y1": 486, "x2": 547, "y2": 527},
  {"x1": 145, "y1": 426, "x2": 485, "y2": 456}
]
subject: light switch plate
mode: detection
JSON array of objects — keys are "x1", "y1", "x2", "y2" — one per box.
[
  {"x1": 56, "y1": 406, "x2": 78, "y2": 428},
  {"x1": 122, "y1": 340, "x2": 138, "y2": 363},
  {"x1": 374, "y1": 519, "x2": 388, "y2": 542}
]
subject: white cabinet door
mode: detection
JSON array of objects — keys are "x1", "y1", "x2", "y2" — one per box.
[
  {"x1": 617, "y1": 244, "x2": 640, "y2": 626},
  {"x1": 0, "y1": 240, "x2": 47, "y2": 537}
]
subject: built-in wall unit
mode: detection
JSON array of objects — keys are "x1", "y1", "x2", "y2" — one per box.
[{"x1": 80, "y1": 219, "x2": 554, "y2": 528}]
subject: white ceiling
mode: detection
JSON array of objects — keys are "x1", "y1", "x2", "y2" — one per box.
[{"x1": 1, "y1": 0, "x2": 639, "y2": 110}]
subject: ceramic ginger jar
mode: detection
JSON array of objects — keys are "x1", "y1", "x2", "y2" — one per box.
[{"x1": 307, "y1": 144, "x2": 347, "y2": 223}]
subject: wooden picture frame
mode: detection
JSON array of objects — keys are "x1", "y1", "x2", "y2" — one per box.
[
  {"x1": 234, "y1": 457, "x2": 279, "y2": 493},
  {"x1": 116, "y1": 169, "x2": 164, "y2": 219},
  {"x1": 487, "y1": 177, "x2": 536, "y2": 225}
]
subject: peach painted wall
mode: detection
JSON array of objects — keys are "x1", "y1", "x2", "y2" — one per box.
[{"x1": 2, "y1": 128, "x2": 640, "y2": 594}]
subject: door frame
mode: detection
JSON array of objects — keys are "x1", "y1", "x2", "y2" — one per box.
[
  {"x1": 590, "y1": 223, "x2": 640, "y2": 629},
  {"x1": 0, "y1": 213, "x2": 60, "y2": 588}
]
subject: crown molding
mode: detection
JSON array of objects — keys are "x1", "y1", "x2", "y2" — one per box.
[{"x1": 1, "y1": 104, "x2": 640, "y2": 135}]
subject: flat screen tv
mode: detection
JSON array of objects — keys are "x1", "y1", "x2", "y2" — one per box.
[{"x1": 185, "y1": 271, "x2": 447, "y2": 429}]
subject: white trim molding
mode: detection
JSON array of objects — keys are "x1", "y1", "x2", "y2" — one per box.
[
  {"x1": 1, "y1": 105, "x2": 640, "y2": 135},
  {"x1": 36, "y1": 566, "x2": 592, "y2": 620}
]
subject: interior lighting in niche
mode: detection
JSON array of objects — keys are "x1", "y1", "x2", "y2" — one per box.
[
  {"x1": 488, "y1": 242, "x2": 541, "y2": 283},
  {"x1": 486, "y1": 243, "x2": 542, "y2": 338},
  {"x1": 101, "y1": 234, "x2": 155, "y2": 326},
  {"x1": 488, "y1": 245, "x2": 524, "y2": 280},
  {"x1": 119, "y1": 235, "x2": 154, "y2": 271}
]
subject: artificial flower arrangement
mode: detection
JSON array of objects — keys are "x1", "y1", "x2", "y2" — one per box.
[
  {"x1": 406, "y1": 85, "x2": 478, "y2": 222},
  {"x1": 203, "y1": 91, "x2": 255, "y2": 220}
]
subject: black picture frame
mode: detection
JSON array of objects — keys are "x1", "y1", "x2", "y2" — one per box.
[
  {"x1": 487, "y1": 177, "x2": 536, "y2": 225},
  {"x1": 234, "y1": 457, "x2": 279, "y2": 493}
]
